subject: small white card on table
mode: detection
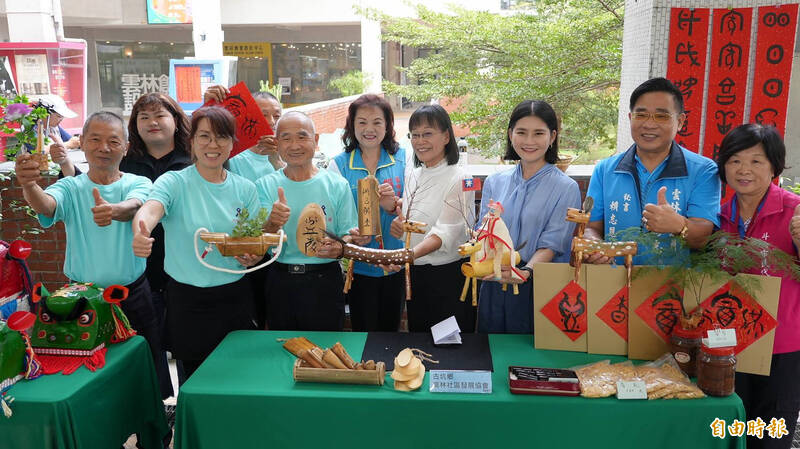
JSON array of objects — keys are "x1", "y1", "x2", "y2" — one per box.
[{"x1": 431, "y1": 316, "x2": 461, "y2": 345}]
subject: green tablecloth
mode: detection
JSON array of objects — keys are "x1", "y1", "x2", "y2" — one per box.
[
  {"x1": 0, "y1": 336, "x2": 168, "y2": 449},
  {"x1": 176, "y1": 331, "x2": 745, "y2": 449}
]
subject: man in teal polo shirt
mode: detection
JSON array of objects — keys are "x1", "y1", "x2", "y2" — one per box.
[
  {"x1": 14, "y1": 111, "x2": 170, "y2": 397},
  {"x1": 256, "y1": 111, "x2": 359, "y2": 331},
  {"x1": 584, "y1": 78, "x2": 721, "y2": 265}
]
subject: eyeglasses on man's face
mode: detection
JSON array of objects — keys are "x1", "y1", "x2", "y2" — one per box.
[
  {"x1": 195, "y1": 133, "x2": 233, "y2": 146},
  {"x1": 630, "y1": 111, "x2": 677, "y2": 123}
]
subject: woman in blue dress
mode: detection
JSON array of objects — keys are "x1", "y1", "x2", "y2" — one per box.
[{"x1": 477, "y1": 100, "x2": 581, "y2": 333}]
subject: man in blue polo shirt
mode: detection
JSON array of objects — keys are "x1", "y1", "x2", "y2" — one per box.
[{"x1": 584, "y1": 77, "x2": 721, "y2": 265}]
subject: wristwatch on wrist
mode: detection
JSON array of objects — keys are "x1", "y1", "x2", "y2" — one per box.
[
  {"x1": 675, "y1": 217, "x2": 689, "y2": 239},
  {"x1": 518, "y1": 266, "x2": 533, "y2": 282}
]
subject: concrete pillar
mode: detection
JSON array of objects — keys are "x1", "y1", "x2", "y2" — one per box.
[
  {"x1": 192, "y1": 0, "x2": 224, "y2": 59},
  {"x1": 4, "y1": 0, "x2": 61, "y2": 42},
  {"x1": 360, "y1": 17, "x2": 382, "y2": 93}
]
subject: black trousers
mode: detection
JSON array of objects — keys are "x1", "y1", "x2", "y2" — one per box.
[
  {"x1": 165, "y1": 276, "x2": 255, "y2": 384},
  {"x1": 114, "y1": 274, "x2": 173, "y2": 400},
  {"x1": 348, "y1": 271, "x2": 405, "y2": 332},
  {"x1": 266, "y1": 262, "x2": 345, "y2": 331},
  {"x1": 736, "y1": 350, "x2": 800, "y2": 449},
  {"x1": 407, "y1": 259, "x2": 475, "y2": 333},
  {"x1": 245, "y1": 258, "x2": 271, "y2": 329}
]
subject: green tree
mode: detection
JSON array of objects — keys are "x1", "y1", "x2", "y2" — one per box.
[
  {"x1": 359, "y1": 1, "x2": 623, "y2": 157},
  {"x1": 329, "y1": 70, "x2": 367, "y2": 97}
]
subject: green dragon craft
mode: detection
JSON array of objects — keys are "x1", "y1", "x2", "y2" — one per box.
[
  {"x1": 0, "y1": 311, "x2": 41, "y2": 417},
  {"x1": 31, "y1": 282, "x2": 136, "y2": 375}
]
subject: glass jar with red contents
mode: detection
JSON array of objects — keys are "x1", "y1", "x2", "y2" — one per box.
[
  {"x1": 670, "y1": 327, "x2": 702, "y2": 377},
  {"x1": 697, "y1": 345, "x2": 736, "y2": 397}
]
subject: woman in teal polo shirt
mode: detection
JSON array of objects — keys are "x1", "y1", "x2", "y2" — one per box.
[
  {"x1": 328, "y1": 94, "x2": 406, "y2": 331},
  {"x1": 133, "y1": 106, "x2": 261, "y2": 380}
]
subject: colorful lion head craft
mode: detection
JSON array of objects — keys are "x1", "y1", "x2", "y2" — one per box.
[
  {"x1": 1, "y1": 311, "x2": 41, "y2": 417},
  {"x1": 31, "y1": 282, "x2": 135, "y2": 375}
]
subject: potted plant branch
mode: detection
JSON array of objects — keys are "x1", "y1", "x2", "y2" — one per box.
[
  {"x1": 199, "y1": 208, "x2": 284, "y2": 257},
  {"x1": 0, "y1": 95, "x2": 52, "y2": 168},
  {"x1": 616, "y1": 228, "x2": 800, "y2": 332}
]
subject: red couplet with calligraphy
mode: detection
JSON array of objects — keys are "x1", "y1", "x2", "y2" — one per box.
[
  {"x1": 540, "y1": 281, "x2": 587, "y2": 342},
  {"x1": 666, "y1": 8, "x2": 710, "y2": 152},
  {"x1": 703, "y1": 8, "x2": 752, "y2": 204},
  {"x1": 633, "y1": 282, "x2": 684, "y2": 343},
  {"x1": 691, "y1": 282, "x2": 777, "y2": 354},
  {"x1": 748, "y1": 4, "x2": 799, "y2": 137},
  {"x1": 202, "y1": 81, "x2": 273, "y2": 159},
  {"x1": 596, "y1": 286, "x2": 629, "y2": 341}
]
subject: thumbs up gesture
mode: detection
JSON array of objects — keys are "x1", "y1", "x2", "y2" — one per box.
[
  {"x1": 642, "y1": 186, "x2": 684, "y2": 234},
  {"x1": 789, "y1": 204, "x2": 800, "y2": 241},
  {"x1": 266, "y1": 187, "x2": 291, "y2": 232},
  {"x1": 389, "y1": 199, "x2": 405, "y2": 239},
  {"x1": 132, "y1": 220, "x2": 154, "y2": 258},
  {"x1": 91, "y1": 187, "x2": 114, "y2": 227}
]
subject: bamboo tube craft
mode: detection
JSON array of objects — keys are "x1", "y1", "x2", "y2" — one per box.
[
  {"x1": 566, "y1": 196, "x2": 638, "y2": 287},
  {"x1": 357, "y1": 175, "x2": 382, "y2": 237},
  {"x1": 31, "y1": 120, "x2": 49, "y2": 171},
  {"x1": 284, "y1": 338, "x2": 385, "y2": 385},
  {"x1": 323, "y1": 231, "x2": 416, "y2": 293},
  {"x1": 198, "y1": 232, "x2": 286, "y2": 257},
  {"x1": 297, "y1": 203, "x2": 327, "y2": 257}
]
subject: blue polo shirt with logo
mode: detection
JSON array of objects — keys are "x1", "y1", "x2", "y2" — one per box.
[
  {"x1": 586, "y1": 141, "x2": 721, "y2": 265},
  {"x1": 328, "y1": 146, "x2": 406, "y2": 277}
]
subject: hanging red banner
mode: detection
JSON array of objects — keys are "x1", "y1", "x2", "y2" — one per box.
[
  {"x1": 749, "y1": 4, "x2": 799, "y2": 137},
  {"x1": 666, "y1": 8, "x2": 710, "y2": 153},
  {"x1": 702, "y1": 7, "x2": 752, "y2": 203}
]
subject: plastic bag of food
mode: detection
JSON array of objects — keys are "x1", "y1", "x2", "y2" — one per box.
[
  {"x1": 571, "y1": 360, "x2": 635, "y2": 398},
  {"x1": 637, "y1": 353, "x2": 705, "y2": 400}
]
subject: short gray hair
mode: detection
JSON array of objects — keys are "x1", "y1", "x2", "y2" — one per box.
[{"x1": 82, "y1": 111, "x2": 128, "y2": 141}]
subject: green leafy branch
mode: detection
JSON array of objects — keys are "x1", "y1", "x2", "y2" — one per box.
[
  {"x1": 615, "y1": 227, "x2": 800, "y2": 317},
  {"x1": 231, "y1": 207, "x2": 269, "y2": 238}
]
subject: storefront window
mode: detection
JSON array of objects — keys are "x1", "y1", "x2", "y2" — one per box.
[
  {"x1": 270, "y1": 42, "x2": 361, "y2": 106},
  {"x1": 97, "y1": 41, "x2": 193, "y2": 115}
]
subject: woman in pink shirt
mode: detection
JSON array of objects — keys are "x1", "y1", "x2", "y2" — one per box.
[{"x1": 716, "y1": 123, "x2": 800, "y2": 449}]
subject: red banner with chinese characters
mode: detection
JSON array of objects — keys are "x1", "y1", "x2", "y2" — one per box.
[
  {"x1": 749, "y1": 4, "x2": 799, "y2": 136},
  {"x1": 596, "y1": 286, "x2": 629, "y2": 341},
  {"x1": 666, "y1": 8, "x2": 710, "y2": 152},
  {"x1": 540, "y1": 281, "x2": 588, "y2": 342},
  {"x1": 202, "y1": 82, "x2": 273, "y2": 159},
  {"x1": 703, "y1": 8, "x2": 752, "y2": 203},
  {"x1": 691, "y1": 282, "x2": 777, "y2": 354},
  {"x1": 634, "y1": 282, "x2": 684, "y2": 343}
]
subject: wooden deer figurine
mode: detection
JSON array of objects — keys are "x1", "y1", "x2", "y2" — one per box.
[
  {"x1": 566, "y1": 196, "x2": 637, "y2": 287},
  {"x1": 458, "y1": 200, "x2": 524, "y2": 305}
]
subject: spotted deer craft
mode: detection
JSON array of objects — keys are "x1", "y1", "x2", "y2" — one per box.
[
  {"x1": 31, "y1": 282, "x2": 136, "y2": 375},
  {"x1": 1, "y1": 311, "x2": 41, "y2": 417},
  {"x1": 458, "y1": 201, "x2": 523, "y2": 305},
  {"x1": 566, "y1": 196, "x2": 638, "y2": 286}
]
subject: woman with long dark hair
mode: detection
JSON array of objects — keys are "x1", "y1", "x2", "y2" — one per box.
[{"x1": 476, "y1": 100, "x2": 580, "y2": 333}]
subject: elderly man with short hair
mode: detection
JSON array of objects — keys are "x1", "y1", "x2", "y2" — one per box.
[
  {"x1": 14, "y1": 111, "x2": 170, "y2": 398},
  {"x1": 255, "y1": 111, "x2": 359, "y2": 331}
]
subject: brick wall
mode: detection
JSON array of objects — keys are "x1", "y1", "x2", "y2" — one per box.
[{"x1": 1, "y1": 175, "x2": 69, "y2": 285}]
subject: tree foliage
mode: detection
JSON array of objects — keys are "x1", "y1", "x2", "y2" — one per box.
[{"x1": 358, "y1": 1, "x2": 623, "y2": 155}]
